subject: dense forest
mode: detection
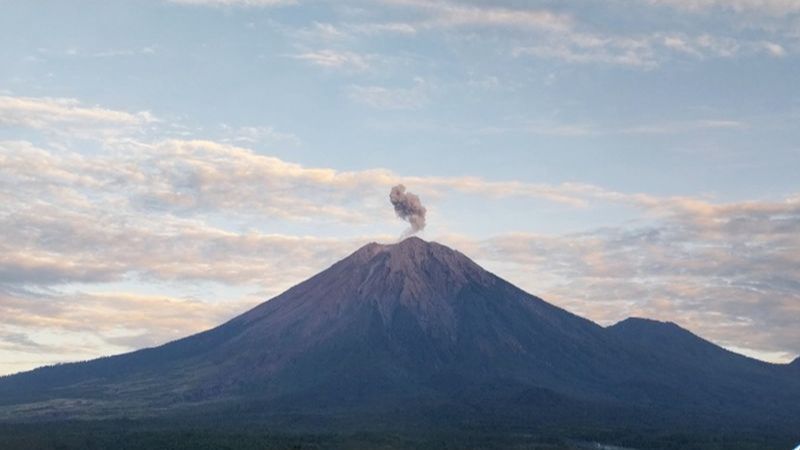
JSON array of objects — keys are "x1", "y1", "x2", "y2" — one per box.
[{"x1": 0, "y1": 421, "x2": 796, "y2": 450}]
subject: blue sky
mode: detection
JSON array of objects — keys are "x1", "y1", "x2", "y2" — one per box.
[{"x1": 1, "y1": 0, "x2": 799, "y2": 375}]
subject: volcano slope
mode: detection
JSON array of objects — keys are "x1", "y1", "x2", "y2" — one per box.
[{"x1": 0, "y1": 237, "x2": 798, "y2": 441}]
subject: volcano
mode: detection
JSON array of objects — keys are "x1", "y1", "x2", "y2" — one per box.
[{"x1": 1, "y1": 237, "x2": 798, "y2": 438}]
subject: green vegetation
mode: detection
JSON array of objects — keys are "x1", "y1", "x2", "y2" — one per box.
[{"x1": 0, "y1": 421, "x2": 794, "y2": 450}]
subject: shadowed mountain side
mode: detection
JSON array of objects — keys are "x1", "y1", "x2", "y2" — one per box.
[
  {"x1": 606, "y1": 318, "x2": 800, "y2": 428},
  {"x1": 0, "y1": 237, "x2": 798, "y2": 437}
]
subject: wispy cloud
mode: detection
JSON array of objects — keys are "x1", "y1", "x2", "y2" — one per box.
[
  {"x1": 392, "y1": 0, "x2": 572, "y2": 31},
  {"x1": 618, "y1": 119, "x2": 746, "y2": 134},
  {"x1": 0, "y1": 95, "x2": 155, "y2": 131},
  {"x1": 513, "y1": 31, "x2": 786, "y2": 68},
  {"x1": 514, "y1": 118, "x2": 747, "y2": 137},
  {"x1": 357, "y1": 1, "x2": 793, "y2": 67},
  {"x1": 291, "y1": 49, "x2": 372, "y2": 71},
  {"x1": 0, "y1": 135, "x2": 614, "y2": 237},
  {"x1": 648, "y1": 0, "x2": 800, "y2": 14},
  {"x1": 0, "y1": 95, "x2": 157, "y2": 140},
  {"x1": 59, "y1": 46, "x2": 157, "y2": 59},
  {"x1": 0, "y1": 287, "x2": 255, "y2": 375},
  {"x1": 347, "y1": 77, "x2": 430, "y2": 109},
  {"x1": 219, "y1": 124, "x2": 301, "y2": 146},
  {"x1": 168, "y1": 0, "x2": 295, "y2": 7}
]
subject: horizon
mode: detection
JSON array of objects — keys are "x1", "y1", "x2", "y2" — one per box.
[{"x1": 2, "y1": 0, "x2": 800, "y2": 376}]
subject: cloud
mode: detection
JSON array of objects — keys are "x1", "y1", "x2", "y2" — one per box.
[
  {"x1": 0, "y1": 332, "x2": 44, "y2": 351},
  {"x1": 349, "y1": 22, "x2": 419, "y2": 36},
  {"x1": 618, "y1": 119, "x2": 747, "y2": 134},
  {"x1": 513, "y1": 31, "x2": 786, "y2": 68},
  {"x1": 347, "y1": 78, "x2": 430, "y2": 110},
  {"x1": 0, "y1": 95, "x2": 156, "y2": 139},
  {"x1": 0, "y1": 286, "x2": 255, "y2": 375},
  {"x1": 648, "y1": 0, "x2": 800, "y2": 14},
  {"x1": 359, "y1": 1, "x2": 793, "y2": 67},
  {"x1": 58, "y1": 46, "x2": 157, "y2": 59},
  {"x1": 0, "y1": 145, "x2": 375, "y2": 286},
  {"x1": 168, "y1": 0, "x2": 295, "y2": 7},
  {"x1": 519, "y1": 118, "x2": 747, "y2": 136},
  {"x1": 762, "y1": 41, "x2": 787, "y2": 56},
  {"x1": 291, "y1": 49, "x2": 372, "y2": 71},
  {"x1": 2, "y1": 129, "x2": 728, "y2": 237},
  {"x1": 0, "y1": 94, "x2": 302, "y2": 151},
  {"x1": 0, "y1": 137, "x2": 606, "y2": 233},
  {"x1": 0, "y1": 134, "x2": 656, "y2": 301},
  {"x1": 381, "y1": 0, "x2": 573, "y2": 33},
  {"x1": 303, "y1": 22, "x2": 351, "y2": 41},
  {"x1": 0, "y1": 217, "x2": 350, "y2": 287},
  {"x1": 219, "y1": 124, "x2": 301, "y2": 146}
]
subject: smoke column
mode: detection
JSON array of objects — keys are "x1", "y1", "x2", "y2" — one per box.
[{"x1": 389, "y1": 184, "x2": 427, "y2": 236}]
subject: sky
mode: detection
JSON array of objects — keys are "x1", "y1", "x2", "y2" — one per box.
[{"x1": 1, "y1": 0, "x2": 799, "y2": 375}]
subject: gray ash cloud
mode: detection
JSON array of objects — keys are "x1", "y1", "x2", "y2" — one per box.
[{"x1": 390, "y1": 184, "x2": 426, "y2": 235}]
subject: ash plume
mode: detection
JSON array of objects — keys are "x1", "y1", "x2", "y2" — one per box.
[{"x1": 390, "y1": 184, "x2": 427, "y2": 236}]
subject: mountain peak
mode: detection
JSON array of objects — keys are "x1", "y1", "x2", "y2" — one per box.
[
  {"x1": 610, "y1": 317, "x2": 684, "y2": 333},
  {"x1": 352, "y1": 237, "x2": 491, "y2": 302},
  {"x1": 351, "y1": 237, "x2": 482, "y2": 279},
  {"x1": 607, "y1": 316, "x2": 752, "y2": 365},
  {"x1": 396, "y1": 235, "x2": 426, "y2": 245},
  {"x1": 352, "y1": 236, "x2": 428, "y2": 258},
  {"x1": 240, "y1": 238, "x2": 496, "y2": 337},
  {"x1": 356, "y1": 236, "x2": 439, "y2": 254}
]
